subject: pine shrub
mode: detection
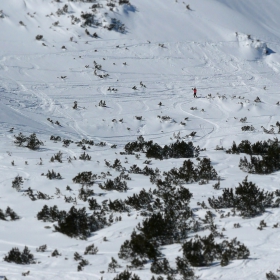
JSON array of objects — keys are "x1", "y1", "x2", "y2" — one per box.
[{"x1": 3, "y1": 246, "x2": 34, "y2": 264}]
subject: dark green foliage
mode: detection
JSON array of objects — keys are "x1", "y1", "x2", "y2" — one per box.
[
  {"x1": 76, "y1": 138, "x2": 94, "y2": 147},
  {"x1": 128, "y1": 258, "x2": 145, "y2": 270},
  {"x1": 50, "y1": 151, "x2": 63, "y2": 163},
  {"x1": 129, "y1": 164, "x2": 142, "y2": 174},
  {"x1": 129, "y1": 165, "x2": 158, "y2": 177},
  {"x1": 182, "y1": 234, "x2": 216, "y2": 266},
  {"x1": 266, "y1": 271, "x2": 280, "y2": 280},
  {"x1": 54, "y1": 206, "x2": 92, "y2": 239},
  {"x1": 88, "y1": 198, "x2": 101, "y2": 210},
  {"x1": 150, "y1": 258, "x2": 173, "y2": 275},
  {"x1": 175, "y1": 256, "x2": 195, "y2": 279},
  {"x1": 79, "y1": 152, "x2": 91, "y2": 161},
  {"x1": 46, "y1": 205, "x2": 108, "y2": 239},
  {"x1": 63, "y1": 139, "x2": 73, "y2": 147},
  {"x1": 99, "y1": 176, "x2": 128, "y2": 192},
  {"x1": 108, "y1": 257, "x2": 122, "y2": 272},
  {"x1": 118, "y1": 231, "x2": 161, "y2": 261},
  {"x1": 241, "y1": 125, "x2": 255, "y2": 131},
  {"x1": 77, "y1": 258, "x2": 89, "y2": 271},
  {"x1": 119, "y1": 0, "x2": 130, "y2": 5},
  {"x1": 36, "y1": 244, "x2": 47, "y2": 252},
  {"x1": 109, "y1": 199, "x2": 129, "y2": 212},
  {"x1": 11, "y1": 175, "x2": 23, "y2": 191},
  {"x1": 37, "y1": 205, "x2": 63, "y2": 222},
  {"x1": 112, "y1": 159, "x2": 125, "y2": 171},
  {"x1": 208, "y1": 177, "x2": 276, "y2": 217},
  {"x1": 113, "y1": 270, "x2": 141, "y2": 280},
  {"x1": 163, "y1": 158, "x2": 218, "y2": 185},
  {"x1": 0, "y1": 207, "x2": 20, "y2": 221},
  {"x1": 5, "y1": 207, "x2": 20, "y2": 220},
  {"x1": 84, "y1": 244, "x2": 98, "y2": 255},
  {"x1": 14, "y1": 132, "x2": 27, "y2": 146},
  {"x1": 137, "y1": 211, "x2": 190, "y2": 245},
  {"x1": 73, "y1": 171, "x2": 96, "y2": 186},
  {"x1": 78, "y1": 187, "x2": 94, "y2": 201},
  {"x1": 151, "y1": 276, "x2": 164, "y2": 280},
  {"x1": 25, "y1": 187, "x2": 51, "y2": 201},
  {"x1": 14, "y1": 132, "x2": 43, "y2": 150},
  {"x1": 125, "y1": 189, "x2": 154, "y2": 210},
  {"x1": 51, "y1": 249, "x2": 61, "y2": 257},
  {"x1": 46, "y1": 169, "x2": 62, "y2": 180},
  {"x1": 124, "y1": 136, "x2": 199, "y2": 159},
  {"x1": 50, "y1": 135, "x2": 61, "y2": 141},
  {"x1": 197, "y1": 158, "x2": 218, "y2": 181},
  {"x1": 74, "y1": 252, "x2": 83, "y2": 261},
  {"x1": 182, "y1": 234, "x2": 249, "y2": 267},
  {"x1": 227, "y1": 139, "x2": 280, "y2": 174},
  {"x1": 3, "y1": 246, "x2": 34, "y2": 264},
  {"x1": 0, "y1": 209, "x2": 6, "y2": 220},
  {"x1": 38, "y1": 205, "x2": 108, "y2": 239}
]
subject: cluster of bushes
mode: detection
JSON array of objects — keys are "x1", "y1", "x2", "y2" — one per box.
[
  {"x1": 79, "y1": 152, "x2": 91, "y2": 161},
  {"x1": 162, "y1": 158, "x2": 218, "y2": 185},
  {"x1": 208, "y1": 177, "x2": 278, "y2": 217},
  {"x1": 78, "y1": 187, "x2": 94, "y2": 201},
  {"x1": 50, "y1": 151, "x2": 63, "y2": 163},
  {"x1": 113, "y1": 270, "x2": 141, "y2": 280},
  {"x1": 14, "y1": 132, "x2": 43, "y2": 150},
  {"x1": 118, "y1": 184, "x2": 195, "y2": 270},
  {"x1": 72, "y1": 171, "x2": 96, "y2": 186},
  {"x1": 227, "y1": 139, "x2": 280, "y2": 174},
  {"x1": 129, "y1": 164, "x2": 159, "y2": 177},
  {"x1": 125, "y1": 189, "x2": 154, "y2": 211},
  {"x1": 0, "y1": 206, "x2": 20, "y2": 221},
  {"x1": 99, "y1": 176, "x2": 128, "y2": 192},
  {"x1": 37, "y1": 205, "x2": 64, "y2": 222},
  {"x1": 241, "y1": 125, "x2": 255, "y2": 131},
  {"x1": 46, "y1": 169, "x2": 62, "y2": 180},
  {"x1": 25, "y1": 187, "x2": 52, "y2": 201},
  {"x1": 124, "y1": 136, "x2": 199, "y2": 160},
  {"x1": 3, "y1": 246, "x2": 34, "y2": 264},
  {"x1": 37, "y1": 205, "x2": 109, "y2": 239},
  {"x1": 182, "y1": 234, "x2": 250, "y2": 267},
  {"x1": 106, "y1": 18, "x2": 126, "y2": 33},
  {"x1": 108, "y1": 199, "x2": 130, "y2": 212}
]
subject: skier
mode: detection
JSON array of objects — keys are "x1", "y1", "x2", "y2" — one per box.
[{"x1": 192, "y1": 87, "x2": 197, "y2": 98}]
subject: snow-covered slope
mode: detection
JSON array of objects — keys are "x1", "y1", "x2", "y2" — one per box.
[{"x1": 1, "y1": 0, "x2": 280, "y2": 279}]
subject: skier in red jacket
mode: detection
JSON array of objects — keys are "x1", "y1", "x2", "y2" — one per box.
[{"x1": 192, "y1": 87, "x2": 197, "y2": 98}]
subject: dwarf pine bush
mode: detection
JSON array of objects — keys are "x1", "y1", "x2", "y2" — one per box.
[
  {"x1": 208, "y1": 177, "x2": 276, "y2": 217},
  {"x1": 3, "y1": 246, "x2": 34, "y2": 264}
]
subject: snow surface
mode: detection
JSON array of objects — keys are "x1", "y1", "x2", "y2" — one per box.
[{"x1": 1, "y1": 0, "x2": 280, "y2": 279}]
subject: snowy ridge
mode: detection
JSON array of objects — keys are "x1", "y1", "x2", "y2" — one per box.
[{"x1": 1, "y1": 0, "x2": 280, "y2": 279}]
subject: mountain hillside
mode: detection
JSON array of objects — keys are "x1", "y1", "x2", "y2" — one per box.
[{"x1": 1, "y1": 1, "x2": 280, "y2": 279}]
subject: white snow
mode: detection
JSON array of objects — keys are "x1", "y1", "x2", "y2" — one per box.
[{"x1": 1, "y1": 0, "x2": 280, "y2": 279}]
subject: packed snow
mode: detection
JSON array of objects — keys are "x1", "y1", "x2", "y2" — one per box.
[{"x1": 1, "y1": 0, "x2": 280, "y2": 279}]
